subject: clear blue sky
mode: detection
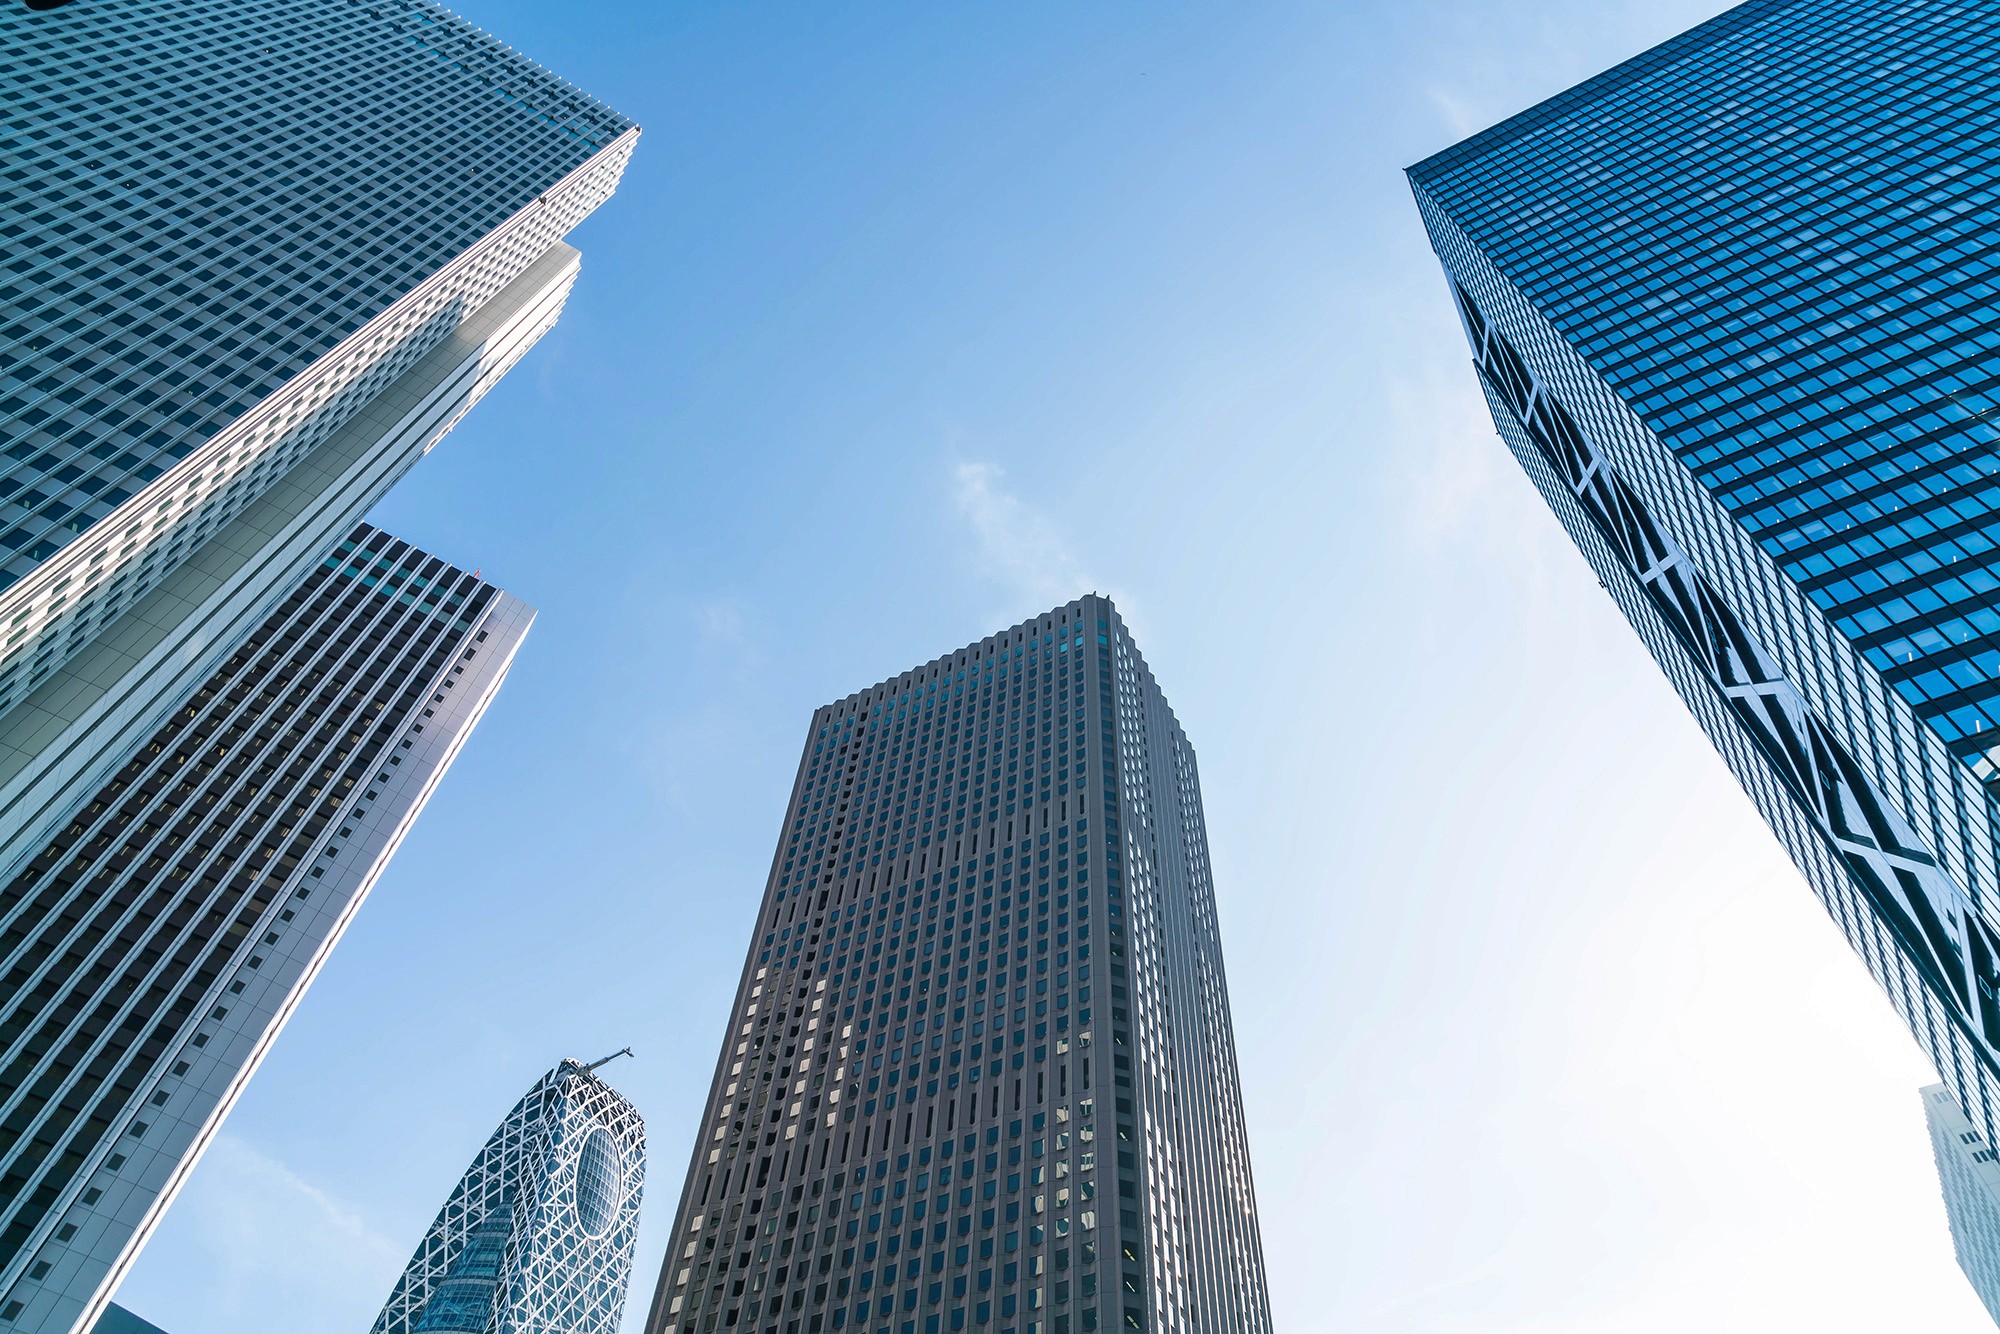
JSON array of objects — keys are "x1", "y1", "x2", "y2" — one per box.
[{"x1": 115, "y1": 2, "x2": 1994, "y2": 1330}]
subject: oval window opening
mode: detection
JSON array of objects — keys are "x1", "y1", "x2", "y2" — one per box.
[{"x1": 574, "y1": 1127, "x2": 624, "y2": 1238}]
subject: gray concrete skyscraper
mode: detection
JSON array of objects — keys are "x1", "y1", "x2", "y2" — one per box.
[
  {"x1": 1409, "y1": 0, "x2": 2000, "y2": 1284},
  {"x1": 0, "y1": 3, "x2": 634, "y2": 1329},
  {"x1": 645, "y1": 596, "x2": 1270, "y2": 1334}
]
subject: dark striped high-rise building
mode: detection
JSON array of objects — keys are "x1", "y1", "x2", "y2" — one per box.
[
  {"x1": 0, "y1": 2, "x2": 634, "y2": 1328},
  {"x1": 0, "y1": 526, "x2": 530, "y2": 1333},
  {"x1": 645, "y1": 596, "x2": 1270, "y2": 1334}
]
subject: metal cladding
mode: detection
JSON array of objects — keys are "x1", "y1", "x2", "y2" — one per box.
[
  {"x1": 0, "y1": 2, "x2": 634, "y2": 1327},
  {"x1": 0, "y1": 527, "x2": 531, "y2": 1332}
]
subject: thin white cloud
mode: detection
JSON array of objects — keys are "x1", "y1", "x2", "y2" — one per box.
[
  {"x1": 615, "y1": 591, "x2": 769, "y2": 815},
  {"x1": 1423, "y1": 85, "x2": 1481, "y2": 140},
  {"x1": 951, "y1": 460, "x2": 1092, "y2": 608},
  {"x1": 693, "y1": 596, "x2": 754, "y2": 661},
  {"x1": 118, "y1": 1133, "x2": 404, "y2": 1332},
  {"x1": 1388, "y1": 363, "x2": 1563, "y2": 571}
]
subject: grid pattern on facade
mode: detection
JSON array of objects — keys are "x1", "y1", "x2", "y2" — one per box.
[
  {"x1": 1409, "y1": 0, "x2": 2000, "y2": 1170},
  {"x1": 1108, "y1": 634, "x2": 1268, "y2": 1334},
  {"x1": 1447, "y1": 275, "x2": 2000, "y2": 1110},
  {"x1": 646, "y1": 596, "x2": 1269, "y2": 1334},
  {"x1": 371, "y1": 1059, "x2": 645, "y2": 1334},
  {"x1": 0, "y1": 235, "x2": 574, "y2": 970},
  {"x1": 0, "y1": 525, "x2": 511, "y2": 1327},
  {"x1": 1472, "y1": 304, "x2": 2000, "y2": 1179},
  {"x1": 1409, "y1": 0, "x2": 2000, "y2": 778},
  {"x1": 0, "y1": 0, "x2": 635, "y2": 718},
  {"x1": 1922, "y1": 1083, "x2": 2000, "y2": 1326},
  {"x1": 1424, "y1": 200, "x2": 2000, "y2": 1156}
]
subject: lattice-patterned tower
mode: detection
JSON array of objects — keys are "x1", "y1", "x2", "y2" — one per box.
[
  {"x1": 372, "y1": 1057, "x2": 646, "y2": 1334},
  {"x1": 645, "y1": 596, "x2": 1270, "y2": 1334}
]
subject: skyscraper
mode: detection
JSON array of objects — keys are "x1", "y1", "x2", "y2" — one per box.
[
  {"x1": 85, "y1": 1310, "x2": 165, "y2": 1334},
  {"x1": 644, "y1": 596, "x2": 1270, "y2": 1334},
  {"x1": 0, "y1": 0, "x2": 634, "y2": 869},
  {"x1": 0, "y1": 6, "x2": 632, "y2": 1327},
  {"x1": 371, "y1": 1055, "x2": 646, "y2": 1334},
  {"x1": 1922, "y1": 1084, "x2": 2000, "y2": 1324},
  {"x1": 1408, "y1": 0, "x2": 2000, "y2": 1183},
  {"x1": 0, "y1": 526, "x2": 531, "y2": 1334}
]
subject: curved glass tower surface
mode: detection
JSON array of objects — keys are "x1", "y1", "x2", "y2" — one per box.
[
  {"x1": 372, "y1": 1058, "x2": 646, "y2": 1334},
  {"x1": 1409, "y1": 1, "x2": 2000, "y2": 1173}
]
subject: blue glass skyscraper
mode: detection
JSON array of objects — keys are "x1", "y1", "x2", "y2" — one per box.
[{"x1": 1410, "y1": 1, "x2": 2000, "y2": 1175}]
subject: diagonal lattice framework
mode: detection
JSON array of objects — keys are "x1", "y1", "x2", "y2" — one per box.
[
  {"x1": 372, "y1": 1058, "x2": 645, "y2": 1334},
  {"x1": 1455, "y1": 279, "x2": 2000, "y2": 1076}
]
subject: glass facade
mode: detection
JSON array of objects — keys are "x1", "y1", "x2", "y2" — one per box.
[
  {"x1": 82, "y1": 1308, "x2": 165, "y2": 1334},
  {"x1": 1413, "y1": 0, "x2": 2000, "y2": 777},
  {"x1": 371, "y1": 1058, "x2": 647, "y2": 1334},
  {"x1": 0, "y1": 0, "x2": 635, "y2": 715},
  {"x1": 0, "y1": 7, "x2": 633, "y2": 1323},
  {"x1": 644, "y1": 596, "x2": 1270, "y2": 1334},
  {"x1": 0, "y1": 527, "x2": 532, "y2": 1334},
  {"x1": 1410, "y1": 0, "x2": 2000, "y2": 1187}
]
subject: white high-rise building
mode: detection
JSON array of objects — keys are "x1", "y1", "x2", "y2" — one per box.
[
  {"x1": 0, "y1": 1, "x2": 633, "y2": 869},
  {"x1": 0, "y1": 528, "x2": 532, "y2": 1333},
  {"x1": 1923, "y1": 1084, "x2": 2000, "y2": 1327},
  {"x1": 0, "y1": 3, "x2": 635, "y2": 1328}
]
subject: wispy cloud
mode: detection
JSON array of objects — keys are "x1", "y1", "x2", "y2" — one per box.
[
  {"x1": 1423, "y1": 85, "x2": 1481, "y2": 140},
  {"x1": 121, "y1": 1133, "x2": 403, "y2": 1332},
  {"x1": 692, "y1": 596, "x2": 755, "y2": 662},
  {"x1": 1388, "y1": 366, "x2": 1552, "y2": 562},
  {"x1": 612, "y1": 590, "x2": 770, "y2": 815},
  {"x1": 951, "y1": 460, "x2": 1093, "y2": 608}
]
